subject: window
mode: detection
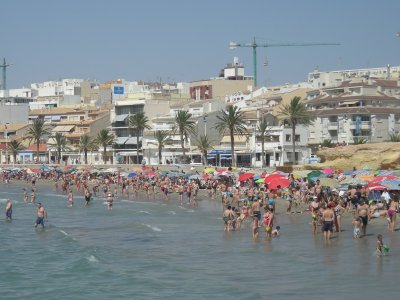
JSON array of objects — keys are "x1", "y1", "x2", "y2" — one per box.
[
  {"x1": 256, "y1": 153, "x2": 261, "y2": 161},
  {"x1": 286, "y1": 134, "x2": 291, "y2": 142},
  {"x1": 295, "y1": 135, "x2": 300, "y2": 142}
]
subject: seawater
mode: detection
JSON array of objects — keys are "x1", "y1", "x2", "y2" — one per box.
[{"x1": 0, "y1": 185, "x2": 399, "y2": 299}]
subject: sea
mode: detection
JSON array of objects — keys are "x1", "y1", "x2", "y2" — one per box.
[{"x1": 0, "y1": 184, "x2": 399, "y2": 300}]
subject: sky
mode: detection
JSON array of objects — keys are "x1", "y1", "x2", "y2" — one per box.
[{"x1": 1, "y1": 0, "x2": 400, "y2": 89}]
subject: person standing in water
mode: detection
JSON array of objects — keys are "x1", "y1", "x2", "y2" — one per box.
[
  {"x1": 67, "y1": 190, "x2": 74, "y2": 207},
  {"x1": 34, "y1": 203, "x2": 47, "y2": 228},
  {"x1": 23, "y1": 188, "x2": 28, "y2": 203},
  {"x1": 322, "y1": 204, "x2": 334, "y2": 241},
  {"x1": 5, "y1": 199, "x2": 12, "y2": 221},
  {"x1": 106, "y1": 191, "x2": 114, "y2": 210}
]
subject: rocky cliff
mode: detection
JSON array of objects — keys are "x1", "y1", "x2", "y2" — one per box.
[{"x1": 309, "y1": 143, "x2": 400, "y2": 170}]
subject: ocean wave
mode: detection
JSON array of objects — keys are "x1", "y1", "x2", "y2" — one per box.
[
  {"x1": 139, "y1": 211, "x2": 151, "y2": 215},
  {"x1": 167, "y1": 211, "x2": 176, "y2": 215},
  {"x1": 144, "y1": 224, "x2": 161, "y2": 232},
  {"x1": 87, "y1": 255, "x2": 99, "y2": 263}
]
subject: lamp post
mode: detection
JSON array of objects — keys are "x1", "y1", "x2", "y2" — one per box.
[
  {"x1": 203, "y1": 114, "x2": 207, "y2": 136},
  {"x1": 4, "y1": 123, "x2": 9, "y2": 165}
]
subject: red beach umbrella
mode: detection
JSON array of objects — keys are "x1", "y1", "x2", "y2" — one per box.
[
  {"x1": 268, "y1": 178, "x2": 291, "y2": 190},
  {"x1": 371, "y1": 175, "x2": 397, "y2": 183},
  {"x1": 264, "y1": 174, "x2": 287, "y2": 184},
  {"x1": 367, "y1": 183, "x2": 386, "y2": 191},
  {"x1": 238, "y1": 172, "x2": 255, "y2": 182}
]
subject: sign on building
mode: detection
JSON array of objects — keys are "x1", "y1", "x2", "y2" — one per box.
[{"x1": 114, "y1": 85, "x2": 124, "y2": 95}]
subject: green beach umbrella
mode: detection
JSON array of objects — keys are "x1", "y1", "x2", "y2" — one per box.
[{"x1": 307, "y1": 170, "x2": 322, "y2": 179}]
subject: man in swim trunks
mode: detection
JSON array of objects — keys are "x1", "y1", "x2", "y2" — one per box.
[
  {"x1": 322, "y1": 204, "x2": 334, "y2": 241},
  {"x1": 357, "y1": 200, "x2": 369, "y2": 237},
  {"x1": 34, "y1": 202, "x2": 47, "y2": 228}
]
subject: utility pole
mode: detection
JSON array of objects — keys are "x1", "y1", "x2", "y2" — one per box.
[
  {"x1": 229, "y1": 37, "x2": 340, "y2": 87},
  {"x1": 0, "y1": 58, "x2": 11, "y2": 90}
]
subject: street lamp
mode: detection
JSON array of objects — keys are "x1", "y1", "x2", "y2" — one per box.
[
  {"x1": 203, "y1": 114, "x2": 208, "y2": 136},
  {"x1": 4, "y1": 123, "x2": 9, "y2": 164}
]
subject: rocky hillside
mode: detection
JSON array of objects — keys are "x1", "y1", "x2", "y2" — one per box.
[{"x1": 309, "y1": 142, "x2": 400, "y2": 170}]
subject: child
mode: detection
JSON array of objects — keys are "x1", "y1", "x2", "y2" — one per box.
[
  {"x1": 271, "y1": 226, "x2": 280, "y2": 237},
  {"x1": 352, "y1": 217, "x2": 361, "y2": 239},
  {"x1": 376, "y1": 234, "x2": 389, "y2": 256}
]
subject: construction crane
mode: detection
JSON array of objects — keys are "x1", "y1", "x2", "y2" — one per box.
[
  {"x1": 229, "y1": 37, "x2": 340, "y2": 86},
  {"x1": 0, "y1": 58, "x2": 11, "y2": 90}
]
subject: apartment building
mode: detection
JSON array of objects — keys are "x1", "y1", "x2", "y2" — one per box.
[{"x1": 305, "y1": 78, "x2": 400, "y2": 145}]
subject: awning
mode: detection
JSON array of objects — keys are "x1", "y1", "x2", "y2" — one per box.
[
  {"x1": 339, "y1": 101, "x2": 359, "y2": 106},
  {"x1": 207, "y1": 156, "x2": 216, "y2": 159},
  {"x1": 126, "y1": 137, "x2": 142, "y2": 145},
  {"x1": 114, "y1": 114, "x2": 128, "y2": 122},
  {"x1": 116, "y1": 137, "x2": 129, "y2": 145}
]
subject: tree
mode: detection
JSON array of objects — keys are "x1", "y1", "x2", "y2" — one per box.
[
  {"x1": 215, "y1": 106, "x2": 247, "y2": 167},
  {"x1": 277, "y1": 96, "x2": 313, "y2": 164},
  {"x1": 321, "y1": 139, "x2": 334, "y2": 148},
  {"x1": 50, "y1": 132, "x2": 69, "y2": 164},
  {"x1": 154, "y1": 130, "x2": 171, "y2": 164},
  {"x1": 389, "y1": 132, "x2": 400, "y2": 142},
  {"x1": 129, "y1": 112, "x2": 151, "y2": 164},
  {"x1": 257, "y1": 117, "x2": 271, "y2": 168},
  {"x1": 172, "y1": 110, "x2": 196, "y2": 160},
  {"x1": 193, "y1": 135, "x2": 214, "y2": 166},
  {"x1": 8, "y1": 139, "x2": 25, "y2": 164},
  {"x1": 95, "y1": 129, "x2": 115, "y2": 164},
  {"x1": 26, "y1": 118, "x2": 51, "y2": 163},
  {"x1": 353, "y1": 137, "x2": 367, "y2": 144},
  {"x1": 78, "y1": 134, "x2": 94, "y2": 164}
]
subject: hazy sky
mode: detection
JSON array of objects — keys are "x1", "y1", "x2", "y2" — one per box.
[{"x1": 2, "y1": 0, "x2": 400, "y2": 88}]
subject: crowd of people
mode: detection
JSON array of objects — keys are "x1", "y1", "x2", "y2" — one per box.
[{"x1": 0, "y1": 166, "x2": 396, "y2": 255}]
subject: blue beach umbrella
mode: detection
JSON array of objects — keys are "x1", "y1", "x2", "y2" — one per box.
[
  {"x1": 128, "y1": 172, "x2": 137, "y2": 178},
  {"x1": 380, "y1": 180, "x2": 400, "y2": 191},
  {"x1": 38, "y1": 165, "x2": 50, "y2": 171}
]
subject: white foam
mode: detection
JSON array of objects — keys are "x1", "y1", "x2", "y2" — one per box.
[
  {"x1": 60, "y1": 230, "x2": 69, "y2": 236},
  {"x1": 187, "y1": 209, "x2": 195, "y2": 213},
  {"x1": 167, "y1": 211, "x2": 176, "y2": 215},
  {"x1": 139, "y1": 211, "x2": 151, "y2": 215},
  {"x1": 144, "y1": 224, "x2": 162, "y2": 232},
  {"x1": 87, "y1": 255, "x2": 99, "y2": 263}
]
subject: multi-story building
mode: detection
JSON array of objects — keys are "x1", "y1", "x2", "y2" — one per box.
[
  {"x1": 305, "y1": 78, "x2": 400, "y2": 146},
  {"x1": 308, "y1": 65, "x2": 400, "y2": 89}
]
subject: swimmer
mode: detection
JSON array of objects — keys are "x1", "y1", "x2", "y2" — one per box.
[
  {"x1": 67, "y1": 190, "x2": 74, "y2": 207},
  {"x1": 5, "y1": 199, "x2": 12, "y2": 221},
  {"x1": 106, "y1": 192, "x2": 113, "y2": 210},
  {"x1": 376, "y1": 234, "x2": 389, "y2": 256},
  {"x1": 23, "y1": 188, "x2": 28, "y2": 203}
]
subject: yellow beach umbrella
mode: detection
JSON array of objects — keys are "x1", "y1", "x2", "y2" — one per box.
[{"x1": 204, "y1": 167, "x2": 216, "y2": 173}]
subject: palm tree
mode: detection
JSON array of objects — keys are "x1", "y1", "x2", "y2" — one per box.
[
  {"x1": 172, "y1": 110, "x2": 196, "y2": 160},
  {"x1": 78, "y1": 134, "x2": 94, "y2": 164},
  {"x1": 277, "y1": 96, "x2": 313, "y2": 164},
  {"x1": 50, "y1": 132, "x2": 69, "y2": 164},
  {"x1": 8, "y1": 139, "x2": 25, "y2": 164},
  {"x1": 257, "y1": 117, "x2": 271, "y2": 168},
  {"x1": 193, "y1": 135, "x2": 214, "y2": 166},
  {"x1": 95, "y1": 129, "x2": 115, "y2": 164},
  {"x1": 26, "y1": 118, "x2": 51, "y2": 163},
  {"x1": 321, "y1": 139, "x2": 334, "y2": 148},
  {"x1": 215, "y1": 106, "x2": 247, "y2": 167},
  {"x1": 129, "y1": 112, "x2": 151, "y2": 164},
  {"x1": 154, "y1": 130, "x2": 171, "y2": 164}
]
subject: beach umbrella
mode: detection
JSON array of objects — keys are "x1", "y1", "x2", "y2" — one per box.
[
  {"x1": 146, "y1": 172, "x2": 157, "y2": 178},
  {"x1": 380, "y1": 180, "x2": 400, "y2": 191},
  {"x1": 371, "y1": 175, "x2": 398, "y2": 183},
  {"x1": 367, "y1": 183, "x2": 387, "y2": 191},
  {"x1": 340, "y1": 177, "x2": 366, "y2": 186},
  {"x1": 292, "y1": 170, "x2": 310, "y2": 179},
  {"x1": 358, "y1": 175, "x2": 374, "y2": 182},
  {"x1": 128, "y1": 172, "x2": 137, "y2": 178},
  {"x1": 362, "y1": 164, "x2": 375, "y2": 171},
  {"x1": 318, "y1": 178, "x2": 340, "y2": 188},
  {"x1": 204, "y1": 167, "x2": 216, "y2": 173},
  {"x1": 238, "y1": 172, "x2": 255, "y2": 182},
  {"x1": 307, "y1": 170, "x2": 323, "y2": 179},
  {"x1": 189, "y1": 174, "x2": 202, "y2": 180},
  {"x1": 323, "y1": 168, "x2": 335, "y2": 175},
  {"x1": 38, "y1": 165, "x2": 50, "y2": 171},
  {"x1": 268, "y1": 178, "x2": 290, "y2": 190},
  {"x1": 264, "y1": 174, "x2": 287, "y2": 184},
  {"x1": 255, "y1": 178, "x2": 265, "y2": 184},
  {"x1": 253, "y1": 175, "x2": 261, "y2": 180},
  {"x1": 142, "y1": 166, "x2": 153, "y2": 171},
  {"x1": 343, "y1": 170, "x2": 353, "y2": 176}
]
